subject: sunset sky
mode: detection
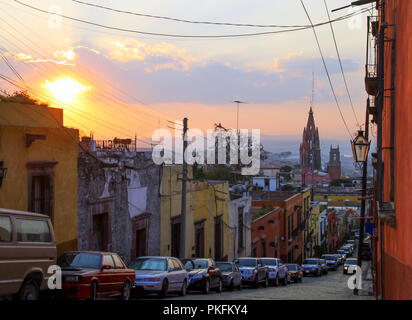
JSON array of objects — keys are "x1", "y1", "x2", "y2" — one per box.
[{"x1": 0, "y1": 0, "x2": 374, "y2": 147}]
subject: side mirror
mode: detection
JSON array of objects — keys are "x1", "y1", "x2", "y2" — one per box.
[
  {"x1": 102, "y1": 265, "x2": 112, "y2": 270},
  {"x1": 168, "y1": 267, "x2": 174, "y2": 272}
]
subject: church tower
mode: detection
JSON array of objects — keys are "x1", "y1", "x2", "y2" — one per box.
[
  {"x1": 328, "y1": 145, "x2": 342, "y2": 180},
  {"x1": 300, "y1": 107, "x2": 322, "y2": 171}
]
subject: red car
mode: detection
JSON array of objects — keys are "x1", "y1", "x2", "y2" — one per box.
[{"x1": 57, "y1": 251, "x2": 135, "y2": 300}]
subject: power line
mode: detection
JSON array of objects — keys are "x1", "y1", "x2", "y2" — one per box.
[
  {"x1": 70, "y1": 0, "x2": 313, "y2": 28},
  {"x1": 299, "y1": 0, "x2": 353, "y2": 139},
  {"x1": 323, "y1": 0, "x2": 360, "y2": 128},
  {"x1": 13, "y1": 0, "x2": 369, "y2": 39}
]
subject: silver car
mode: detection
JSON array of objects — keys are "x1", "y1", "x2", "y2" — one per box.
[{"x1": 129, "y1": 256, "x2": 188, "y2": 297}]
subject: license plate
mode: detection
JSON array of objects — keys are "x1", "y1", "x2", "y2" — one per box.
[{"x1": 65, "y1": 276, "x2": 78, "y2": 282}]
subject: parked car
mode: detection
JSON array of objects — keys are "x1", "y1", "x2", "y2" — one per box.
[
  {"x1": 234, "y1": 257, "x2": 268, "y2": 288},
  {"x1": 343, "y1": 258, "x2": 359, "y2": 274},
  {"x1": 301, "y1": 258, "x2": 322, "y2": 277},
  {"x1": 321, "y1": 254, "x2": 339, "y2": 271},
  {"x1": 58, "y1": 251, "x2": 135, "y2": 300},
  {"x1": 319, "y1": 259, "x2": 328, "y2": 275},
  {"x1": 216, "y1": 262, "x2": 242, "y2": 291},
  {"x1": 284, "y1": 264, "x2": 303, "y2": 283},
  {"x1": 341, "y1": 245, "x2": 353, "y2": 256},
  {"x1": 183, "y1": 258, "x2": 222, "y2": 294},
  {"x1": 260, "y1": 258, "x2": 289, "y2": 286},
  {"x1": 129, "y1": 256, "x2": 188, "y2": 297},
  {"x1": 0, "y1": 208, "x2": 56, "y2": 300}
]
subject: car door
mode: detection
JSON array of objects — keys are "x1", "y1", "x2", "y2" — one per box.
[
  {"x1": 167, "y1": 258, "x2": 178, "y2": 290},
  {"x1": 99, "y1": 254, "x2": 116, "y2": 294},
  {"x1": 111, "y1": 254, "x2": 128, "y2": 292},
  {"x1": 171, "y1": 259, "x2": 184, "y2": 290},
  {"x1": 173, "y1": 259, "x2": 187, "y2": 288}
]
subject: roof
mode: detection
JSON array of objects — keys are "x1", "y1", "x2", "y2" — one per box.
[
  {"x1": 0, "y1": 208, "x2": 49, "y2": 218},
  {"x1": 251, "y1": 191, "x2": 301, "y2": 202}
]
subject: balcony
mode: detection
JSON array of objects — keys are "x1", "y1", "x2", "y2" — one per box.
[
  {"x1": 368, "y1": 96, "x2": 377, "y2": 116},
  {"x1": 365, "y1": 64, "x2": 378, "y2": 96}
]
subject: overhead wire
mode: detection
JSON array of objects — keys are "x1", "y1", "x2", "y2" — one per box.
[
  {"x1": 13, "y1": 0, "x2": 370, "y2": 39},
  {"x1": 299, "y1": 0, "x2": 353, "y2": 139},
  {"x1": 323, "y1": 0, "x2": 360, "y2": 128}
]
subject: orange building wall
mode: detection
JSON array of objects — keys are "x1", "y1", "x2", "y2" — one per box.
[{"x1": 379, "y1": 0, "x2": 412, "y2": 299}]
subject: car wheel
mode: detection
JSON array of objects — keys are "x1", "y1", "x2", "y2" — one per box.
[
  {"x1": 283, "y1": 276, "x2": 287, "y2": 286},
  {"x1": 159, "y1": 279, "x2": 168, "y2": 298},
  {"x1": 120, "y1": 281, "x2": 131, "y2": 300},
  {"x1": 202, "y1": 279, "x2": 210, "y2": 294},
  {"x1": 299, "y1": 276, "x2": 303, "y2": 283},
  {"x1": 263, "y1": 276, "x2": 269, "y2": 288},
  {"x1": 216, "y1": 279, "x2": 223, "y2": 293},
  {"x1": 238, "y1": 281, "x2": 243, "y2": 290},
  {"x1": 179, "y1": 280, "x2": 187, "y2": 296},
  {"x1": 90, "y1": 281, "x2": 98, "y2": 300},
  {"x1": 19, "y1": 279, "x2": 39, "y2": 301}
]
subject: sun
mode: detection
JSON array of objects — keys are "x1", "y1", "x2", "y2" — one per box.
[{"x1": 43, "y1": 78, "x2": 91, "y2": 104}]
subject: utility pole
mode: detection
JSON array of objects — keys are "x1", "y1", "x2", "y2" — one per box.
[
  {"x1": 354, "y1": 101, "x2": 370, "y2": 295},
  {"x1": 180, "y1": 117, "x2": 188, "y2": 260},
  {"x1": 233, "y1": 100, "x2": 246, "y2": 134}
]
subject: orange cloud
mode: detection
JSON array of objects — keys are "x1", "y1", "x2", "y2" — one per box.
[{"x1": 107, "y1": 39, "x2": 195, "y2": 72}]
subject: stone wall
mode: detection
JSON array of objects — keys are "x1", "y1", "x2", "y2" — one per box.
[{"x1": 78, "y1": 150, "x2": 161, "y2": 265}]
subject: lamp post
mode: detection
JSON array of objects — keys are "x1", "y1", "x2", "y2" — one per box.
[
  {"x1": 0, "y1": 161, "x2": 7, "y2": 187},
  {"x1": 351, "y1": 110, "x2": 371, "y2": 295}
]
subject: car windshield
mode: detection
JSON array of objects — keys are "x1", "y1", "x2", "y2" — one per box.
[
  {"x1": 346, "y1": 260, "x2": 358, "y2": 265},
  {"x1": 303, "y1": 259, "x2": 318, "y2": 265},
  {"x1": 217, "y1": 263, "x2": 232, "y2": 272},
  {"x1": 322, "y1": 255, "x2": 336, "y2": 260},
  {"x1": 286, "y1": 265, "x2": 297, "y2": 271},
  {"x1": 192, "y1": 259, "x2": 209, "y2": 269},
  {"x1": 337, "y1": 250, "x2": 344, "y2": 254},
  {"x1": 261, "y1": 259, "x2": 277, "y2": 266},
  {"x1": 236, "y1": 259, "x2": 257, "y2": 267},
  {"x1": 129, "y1": 258, "x2": 167, "y2": 271},
  {"x1": 57, "y1": 253, "x2": 101, "y2": 269}
]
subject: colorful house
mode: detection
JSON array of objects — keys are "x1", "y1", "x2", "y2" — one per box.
[{"x1": 0, "y1": 101, "x2": 79, "y2": 254}]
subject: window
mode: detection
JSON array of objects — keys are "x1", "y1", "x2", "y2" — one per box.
[
  {"x1": 102, "y1": 255, "x2": 115, "y2": 268},
  {"x1": 16, "y1": 218, "x2": 51, "y2": 242},
  {"x1": 172, "y1": 259, "x2": 182, "y2": 270},
  {"x1": 112, "y1": 254, "x2": 125, "y2": 269},
  {"x1": 27, "y1": 162, "x2": 56, "y2": 221},
  {"x1": 168, "y1": 259, "x2": 174, "y2": 270},
  {"x1": 0, "y1": 216, "x2": 12, "y2": 242}
]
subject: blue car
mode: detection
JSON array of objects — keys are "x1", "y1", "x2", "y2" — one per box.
[
  {"x1": 301, "y1": 258, "x2": 322, "y2": 277},
  {"x1": 321, "y1": 254, "x2": 339, "y2": 271}
]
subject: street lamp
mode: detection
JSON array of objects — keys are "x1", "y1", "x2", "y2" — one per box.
[
  {"x1": 351, "y1": 130, "x2": 370, "y2": 162},
  {"x1": 0, "y1": 161, "x2": 7, "y2": 187}
]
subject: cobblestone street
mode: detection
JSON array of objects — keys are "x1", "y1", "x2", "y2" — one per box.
[{"x1": 143, "y1": 262, "x2": 374, "y2": 300}]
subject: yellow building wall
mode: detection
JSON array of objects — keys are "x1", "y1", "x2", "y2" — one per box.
[
  {"x1": 314, "y1": 194, "x2": 361, "y2": 203},
  {"x1": 160, "y1": 165, "x2": 194, "y2": 257},
  {"x1": 0, "y1": 103, "x2": 79, "y2": 255},
  {"x1": 160, "y1": 165, "x2": 231, "y2": 260},
  {"x1": 309, "y1": 203, "x2": 321, "y2": 249},
  {"x1": 192, "y1": 181, "x2": 231, "y2": 260}
]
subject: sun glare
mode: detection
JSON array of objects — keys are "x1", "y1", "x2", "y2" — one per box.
[{"x1": 43, "y1": 78, "x2": 90, "y2": 104}]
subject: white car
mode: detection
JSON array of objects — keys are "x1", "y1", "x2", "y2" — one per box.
[
  {"x1": 343, "y1": 258, "x2": 358, "y2": 275},
  {"x1": 261, "y1": 258, "x2": 289, "y2": 286}
]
